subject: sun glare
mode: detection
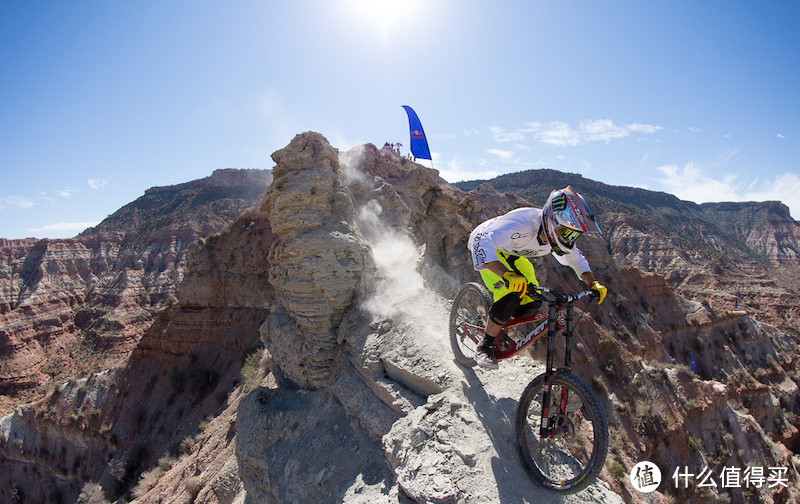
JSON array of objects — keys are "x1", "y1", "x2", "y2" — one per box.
[{"x1": 348, "y1": 0, "x2": 422, "y2": 44}]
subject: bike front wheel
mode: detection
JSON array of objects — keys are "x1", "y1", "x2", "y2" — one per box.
[
  {"x1": 449, "y1": 282, "x2": 492, "y2": 367},
  {"x1": 516, "y1": 370, "x2": 609, "y2": 494}
]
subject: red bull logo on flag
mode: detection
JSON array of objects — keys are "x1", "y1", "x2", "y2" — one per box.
[{"x1": 402, "y1": 106, "x2": 432, "y2": 160}]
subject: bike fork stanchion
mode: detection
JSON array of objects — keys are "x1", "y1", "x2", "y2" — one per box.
[
  {"x1": 539, "y1": 302, "x2": 558, "y2": 439},
  {"x1": 564, "y1": 305, "x2": 573, "y2": 368}
]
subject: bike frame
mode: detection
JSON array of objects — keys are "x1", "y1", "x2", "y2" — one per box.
[
  {"x1": 457, "y1": 295, "x2": 572, "y2": 366},
  {"x1": 457, "y1": 286, "x2": 593, "y2": 438}
]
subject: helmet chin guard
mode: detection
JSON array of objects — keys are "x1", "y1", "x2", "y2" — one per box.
[{"x1": 542, "y1": 185, "x2": 601, "y2": 254}]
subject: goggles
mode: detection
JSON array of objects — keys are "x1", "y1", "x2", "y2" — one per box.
[{"x1": 556, "y1": 226, "x2": 582, "y2": 246}]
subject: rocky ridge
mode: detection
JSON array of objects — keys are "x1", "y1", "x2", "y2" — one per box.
[
  {"x1": 1, "y1": 133, "x2": 798, "y2": 503},
  {"x1": 0, "y1": 169, "x2": 271, "y2": 414}
]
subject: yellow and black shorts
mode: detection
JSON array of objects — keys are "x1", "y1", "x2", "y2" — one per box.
[{"x1": 480, "y1": 252, "x2": 541, "y2": 323}]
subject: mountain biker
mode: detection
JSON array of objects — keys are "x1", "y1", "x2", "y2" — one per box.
[{"x1": 467, "y1": 185, "x2": 608, "y2": 369}]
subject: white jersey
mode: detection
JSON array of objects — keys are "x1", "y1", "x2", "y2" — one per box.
[{"x1": 467, "y1": 207, "x2": 591, "y2": 277}]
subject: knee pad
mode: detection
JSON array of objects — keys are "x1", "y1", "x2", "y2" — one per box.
[
  {"x1": 513, "y1": 298, "x2": 543, "y2": 319},
  {"x1": 489, "y1": 293, "x2": 522, "y2": 325}
]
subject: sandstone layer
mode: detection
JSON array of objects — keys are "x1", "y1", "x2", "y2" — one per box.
[{"x1": 0, "y1": 169, "x2": 271, "y2": 414}]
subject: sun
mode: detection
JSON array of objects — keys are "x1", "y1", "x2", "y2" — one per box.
[{"x1": 347, "y1": 0, "x2": 422, "y2": 44}]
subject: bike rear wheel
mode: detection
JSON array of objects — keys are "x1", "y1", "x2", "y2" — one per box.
[
  {"x1": 516, "y1": 370, "x2": 609, "y2": 494},
  {"x1": 449, "y1": 282, "x2": 492, "y2": 367}
]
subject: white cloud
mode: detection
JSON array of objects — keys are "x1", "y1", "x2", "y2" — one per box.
[
  {"x1": 58, "y1": 188, "x2": 79, "y2": 198},
  {"x1": 744, "y1": 173, "x2": 800, "y2": 217},
  {"x1": 581, "y1": 119, "x2": 630, "y2": 142},
  {"x1": 777, "y1": 133, "x2": 786, "y2": 139},
  {"x1": 490, "y1": 119, "x2": 661, "y2": 147},
  {"x1": 487, "y1": 148, "x2": 514, "y2": 160},
  {"x1": 657, "y1": 163, "x2": 739, "y2": 201},
  {"x1": 714, "y1": 149, "x2": 740, "y2": 166},
  {"x1": 656, "y1": 163, "x2": 800, "y2": 219},
  {"x1": 488, "y1": 126, "x2": 524, "y2": 143},
  {"x1": 431, "y1": 132, "x2": 456, "y2": 142},
  {"x1": 536, "y1": 122, "x2": 581, "y2": 146},
  {"x1": 88, "y1": 178, "x2": 108, "y2": 190},
  {"x1": 27, "y1": 221, "x2": 99, "y2": 234},
  {"x1": 0, "y1": 196, "x2": 37, "y2": 210},
  {"x1": 437, "y1": 156, "x2": 500, "y2": 183},
  {"x1": 627, "y1": 123, "x2": 662, "y2": 135},
  {"x1": 522, "y1": 121, "x2": 542, "y2": 131},
  {"x1": 688, "y1": 126, "x2": 700, "y2": 133}
]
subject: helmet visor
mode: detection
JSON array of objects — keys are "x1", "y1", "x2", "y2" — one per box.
[{"x1": 556, "y1": 226, "x2": 582, "y2": 247}]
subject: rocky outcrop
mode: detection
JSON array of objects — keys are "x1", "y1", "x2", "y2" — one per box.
[
  {"x1": 261, "y1": 132, "x2": 370, "y2": 389},
  {"x1": 701, "y1": 201, "x2": 800, "y2": 270}
]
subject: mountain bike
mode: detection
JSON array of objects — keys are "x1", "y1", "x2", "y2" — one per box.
[{"x1": 449, "y1": 282, "x2": 609, "y2": 494}]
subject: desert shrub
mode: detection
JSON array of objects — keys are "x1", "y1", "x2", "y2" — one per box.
[
  {"x1": 179, "y1": 435, "x2": 197, "y2": 456},
  {"x1": 609, "y1": 459, "x2": 627, "y2": 480},
  {"x1": 158, "y1": 455, "x2": 176, "y2": 470},
  {"x1": 131, "y1": 466, "x2": 165, "y2": 499},
  {"x1": 241, "y1": 347, "x2": 267, "y2": 392},
  {"x1": 77, "y1": 482, "x2": 109, "y2": 504}
]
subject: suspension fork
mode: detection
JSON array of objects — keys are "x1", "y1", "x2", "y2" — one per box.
[
  {"x1": 539, "y1": 302, "x2": 558, "y2": 438},
  {"x1": 539, "y1": 303, "x2": 577, "y2": 438},
  {"x1": 564, "y1": 304, "x2": 574, "y2": 368},
  {"x1": 556, "y1": 305, "x2": 576, "y2": 418}
]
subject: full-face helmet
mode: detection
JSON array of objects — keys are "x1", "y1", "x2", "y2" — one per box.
[{"x1": 542, "y1": 185, "x2": 602, "y2": 255}]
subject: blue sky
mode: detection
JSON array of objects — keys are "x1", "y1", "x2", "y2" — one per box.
[{"x1": 1, "y1": 1, "x2": 798, "y2": 239}]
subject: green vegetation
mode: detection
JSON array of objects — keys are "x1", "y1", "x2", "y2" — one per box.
[
  {"x1": 241, "y1": 347, "x2": 267, "y2": 392},
  {"x1": 608, "y1": 459, "x2": 627, "y2": 480}
]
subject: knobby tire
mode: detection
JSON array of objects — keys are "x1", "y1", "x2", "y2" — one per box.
[
  {"x1": 449, "y1": 282, "x2": 492, "y2": 367},
  {"x1": 515, "y1": 370, "x2": 609, "y2": 494}
]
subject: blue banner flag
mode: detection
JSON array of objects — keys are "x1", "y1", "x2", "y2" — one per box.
[{"x1": 401, "y1": 105, "x2": 432, "y2": 160}]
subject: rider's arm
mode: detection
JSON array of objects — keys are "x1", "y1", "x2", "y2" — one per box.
[
  {"x1": 553, "y1": 245, "x2": 591, "y2": 280},
  {"x1": 482, "y1": 260, "x2": 510, "y2": 278},
  {"x1": 483, "y1": 260, "x2": 527, "y2": 296},
  {"x1": 581, "y1": 270, "x2": 608, "y2": 303},
  {"x1": 555, "y1": 247, "x2": 607, "y2": 301}
]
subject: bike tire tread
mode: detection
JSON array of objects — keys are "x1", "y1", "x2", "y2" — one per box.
[
  {"x1": 449, "y1": 282, "x2": 492, "y2": 368},
  {"x1": 515, "y1": 370, "x2": 609, "y2": 494}
]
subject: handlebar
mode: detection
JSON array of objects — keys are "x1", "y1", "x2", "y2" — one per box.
[{"x1": 529, "y1": 285, "x2": 597, "y2": 305}]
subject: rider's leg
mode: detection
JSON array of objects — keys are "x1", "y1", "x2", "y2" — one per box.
[
  {"x1": 484, "y1": 317, "x2": 503, "y2": 341},
  {"x1": 475, "y1": 294, "x2": 520, "y2": 369},
  {"x1": 476, "y1": 254, "x2": 538, "y2": 369}
]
